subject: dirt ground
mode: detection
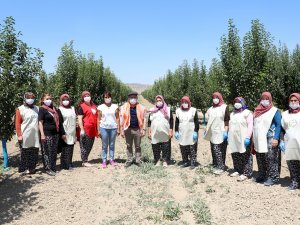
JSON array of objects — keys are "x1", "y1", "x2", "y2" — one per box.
[{"x1": 1, "y1": 96, "x2": 300, "y2": 225}]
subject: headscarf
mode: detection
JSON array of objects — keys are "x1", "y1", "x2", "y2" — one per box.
[
  {"x1": 234, "y1": 97, "x2": 247, "y2": 113},
  {"x1": 181, "y1": 96, "x2": 191, "y2": 110},
  {"x1": 42, "y1": 101, "x2": 59, "y2": 132},
  {"x1": 23, "y1": 92, "x2": 35, "y2": 108},
  {"x1": 212, "y1": 92, "x2": 224, "y2": 107},
  {"x1": 60, "y1": 93, "x2": 71, "y2": 108},
  {"x1": 289, "y1": 93, "x2": 300, "y2": 114},
  {"x1": 148, "y1": 95, "x2": 169, "y2": 119},
  {"x1": 253, "y1": 92, "x2": 273, "y2": 118}
]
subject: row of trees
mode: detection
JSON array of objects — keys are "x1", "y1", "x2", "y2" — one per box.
[
  {"x1": 41, "y1": 41, "x2": 131, "y2": 106},
  {"x1": 142, "y1": 19, "x2": 300, "y2": 116},
  {"x1": 0, "y1": 16, "x2": 131, "y2": 141}
]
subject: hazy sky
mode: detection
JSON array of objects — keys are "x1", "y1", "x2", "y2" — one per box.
[{"x1": 1, "y1": 0, "x2": 300, "y2": 84}]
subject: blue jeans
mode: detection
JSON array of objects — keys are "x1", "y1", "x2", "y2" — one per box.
[{"x1": 100, "y1": 128, "x2": 117, "y2": 161}]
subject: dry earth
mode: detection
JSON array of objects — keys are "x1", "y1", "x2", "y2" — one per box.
[{"x1": 1, "y1": 96, "x2": 300, "y2": 225}]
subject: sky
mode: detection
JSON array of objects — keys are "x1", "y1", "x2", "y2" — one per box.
[{"x1": 1, "y1": 0, "x2": 300, "y2": 84}]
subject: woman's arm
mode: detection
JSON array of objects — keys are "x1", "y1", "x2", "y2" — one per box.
[{"x1": 15, "y1": 109, "x2": 23, "y2": 141}]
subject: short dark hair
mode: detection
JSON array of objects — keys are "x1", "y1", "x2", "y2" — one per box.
[{"x1": 102, "y1": 91, "x2": 111, "y2": 98}]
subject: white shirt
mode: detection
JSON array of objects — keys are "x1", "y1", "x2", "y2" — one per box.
[{"x1": 97, "y1": 104, "x2": 118, "y2": 129}]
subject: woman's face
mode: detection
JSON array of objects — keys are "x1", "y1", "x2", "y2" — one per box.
[
  {"x1": 156, "y1": 97, "x2": 162, "y2": 104},
  {"x1": 43, "y1": 94, "x2": 52, "y2": 101},
  {"x1": 290, "y1": 96, "x2": 299, "y2": 104},
  {"x1": 62, "y1": 96, "x2": 69, "y2": 101},
  {"x1": 26, "y1": 94, "x2": 35, "y2": 100},
  {"x1": 261, "y1": 96, "x2": 269, "y2": 101}
]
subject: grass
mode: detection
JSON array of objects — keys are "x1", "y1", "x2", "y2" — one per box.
[
  {"x1": 190, "y1": 198, "x2": 212, "y2": 225},
  {"x1": 205, "y1": 185, "x2": 215, "y2": 193},
  {"x1": 162, "y1": 201, "x2": 182, "y2": 221}
]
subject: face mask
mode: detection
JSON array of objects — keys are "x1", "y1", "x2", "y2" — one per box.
[
  {"x1": 156, "y1": 102, "x2": 163, "y2": 108},
  {"x1": 62, "y1": 100, "x2": 70, "y2": 106},
  {"x1": 182, "y1": 103, "x2": 189, "y2": 109},
  {"x1": 25, "y1": 98, "x2": 34, "y2": 105},
  {"x1": 104, "y1": 98, "x2": 111, "y2": 104},
  {"x1": 234, "y1": 102, "x2": 242, "y2": 109},
  {"x1": 129, "y1": 98, "x2": 137, "y2": 105},
  {"x1": 44, "y1": 100, "x2": 52, "y2": 106},
  {"x1": 260, "y1": 100, "x2": 270, "y2": 107},
  {"x1": 289, "y1": 103, "x2": 300, "y2": 110},
  {"x1": 84, "y1": 96, "x2": 91, "y2": 103},
  {"x1": 213, "y1": 98, "x2": 219, "y2": 104}
]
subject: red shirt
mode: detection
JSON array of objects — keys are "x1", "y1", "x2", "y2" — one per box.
[{"x1": 80, "y1": 103, "x2": 98, "y2": 137}]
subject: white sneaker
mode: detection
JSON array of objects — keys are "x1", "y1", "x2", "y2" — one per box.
[
  {"x1": 230, "y1": 172, "x2": 239, "y2": 177},
  {"x1": 213, "y1": 169, "x2": 224, "y2": 175},
  {"x1": 237, "y1": 175, "x2": 248, "y2": 182},
  {"x1": 163, "y1": 162, "x2": 168, "y2": 168},
  {"x1": 155, "y1": 161, "x2": 161, "y2": 167}
]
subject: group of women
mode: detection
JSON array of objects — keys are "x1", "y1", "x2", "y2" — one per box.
[
  {"x1": 15, "y1": 89, "x2": 300, "y2": 191},
  {"x1": 148, "y1": 91, "x2": 300, "y2": 191},
  {"x1": 16, "y1": 91, "x2": 117, "y2": 176}
]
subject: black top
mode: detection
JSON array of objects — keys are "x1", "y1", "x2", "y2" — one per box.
[
  {"x1": 77, "y1": 106, "x2": 84, "y2": 116},
  {"x1": 38, "y1": 107, "x2": 59, "y2": 136},
  {"x1": 148, "y1": 108, "x2": 174, "y2": 129},
  {"x1": 224, "y1": 106, "x2": 230, "y2": 126},
  {"x1": 129, "y1": 107, "x2": 139, "y2": 128},
  {"x1": 175, "y1": 109, "x2": 200, "y2": 132}
]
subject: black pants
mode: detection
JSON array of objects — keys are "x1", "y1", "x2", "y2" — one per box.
[
  {"x1": 61, "y1": 144, "x2": 74, "y2": 169},
  {"x1": 231, "y1": 146, "x2": 253, "y2": 177},
  {"x1": 80, "y1": 134, "x2": 95, "y2": 163},
  {"x1": 152, "y1": 141, "x2": 170, "y2": 163},
  {"x1": 210, "y1": 141, "x2": 227, "y2": 170},
  {"x1": 19, "y1": 147, "x2": 39, "y2": 172},
  {"x1": 180, "y1": 144, "x2": 197, "y2": 165},
  {"x1": 41, "y1": 134, "x2": 59, "y2": 172},
  {"x1": 256, "y1": 140, "x2": 280, "y2": 181}
]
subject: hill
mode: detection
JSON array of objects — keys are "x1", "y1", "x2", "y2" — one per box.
[{"x1": 126, "y1": 83, "x2": 151, "y2": 94}]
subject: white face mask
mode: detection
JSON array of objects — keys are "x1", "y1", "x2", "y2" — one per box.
[
  {"x1": 213, "y1": 98, "x2": 219, "y2": 104},
  {"x1": 234, "y1": 102, "x2": 242, "y2": 109},
  {"x1": 156, "y1": 102, "x2": 163, "y2": 108},
  {"x1": 25, "y1": 98, "x2": 34, "y2": 105},
  {"x1": 289, "y1": 103, "x2": 300, "y2": 110},
  {"x1": 104, "y1": 98, "x2": 111, "y2": 104},
  {"x1": 62, "y1": 100, "x2": 70, "y2": 106},
  {"x1": 260, "y1": 100, "x2": 270, "y2": 107},
  {"x1": 44, "y1": 100, "x2": 52, "y2": 106},
  {"x1": 129, "y1": 98, "x2": 137, "y2": 105},
  {"x1": 84, "y1": 96, "x2": 91, "y2": 103},
  {"x1": 182, "y1": 103, "x2": 189, "y2": 109}
]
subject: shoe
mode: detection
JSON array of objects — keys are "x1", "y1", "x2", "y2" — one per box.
[
  {"x1": 264, "y1": 178, "x2": 274, "y2": 186},
  {"x1": 110, "y1": 160, "x2": 117, "y2": 167},
  {"x1": 163, "y1": 162, "x2": 168, "y2": 168},
  {"x1": 288, "y1": 182, "x2": 298, "y2": 191},
  {"x1": 155, "y1": 161, "x2": 162, "y2": 167},
  {"x1": 135, "y1": 161, "x2": 142, "y2": 167},
  {"x1": 213, "y1": 169, "x2": 224, "y2": 175},
  {"x1": 254, "y1": 176, "x2": 266, "y2": 183},
  {"x1": 46, "y1": 170, "x2": 56, "y2": 176},
  {"x1": 124, "y1": 161, "x2": 132, "y2": 168},
  {"x1": 230, "y1": 172, "x2": 239, "y2": 177},
  {"x1": 102, "y1": 161, "x2": 107, "y2": 169},
  {"x1": 82, "y1": 162, "x2": 93, "y2": 167},
  {"x1": 68, "y1": 166, "x2": 75, "y2": 171},
  {"x1": 180, "y1": 162, "x2": 189, "y2": 168},
  {"x1": 237, "y1": 175, "x2": 248, "y2": 182},
  {"x1": 29, "y1": 169, "x2": 36, "y2": 174}
]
